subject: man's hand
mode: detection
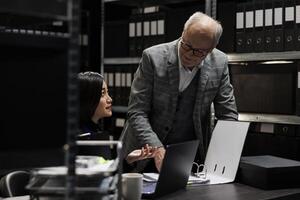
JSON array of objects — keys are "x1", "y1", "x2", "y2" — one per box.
[
  {"x1": 126, "y1": 144, "x2": 158, "y2": 164},
  {"x1": 154, "y1": 147, "x2": 166, "y2": 172}
]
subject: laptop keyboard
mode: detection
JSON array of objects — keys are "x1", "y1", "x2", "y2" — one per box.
[{"x1": 143, "y1": 181, "x2": 157, "y2": 194}]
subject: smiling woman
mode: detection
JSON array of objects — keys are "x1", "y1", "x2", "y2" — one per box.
[
  {"x1": 78, "y1": 71, "x2": 112, "y2": 134},
  {"x1": 78, "y1": 71, "x2": 158, "y2": 164}
]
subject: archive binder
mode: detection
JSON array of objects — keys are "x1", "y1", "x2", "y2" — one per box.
[
  {"x1": 264, "y1": 0, "x2": 274, "y2": 52},
  {"x1": 217, "y1": 0, "x2": 236, "y2": 52},
  {"x1": 273, "y1": 0, "x2": 284, "y2": 52},
  {"x1": 284, "y1": 0, "x2": 296, "y2": 51},
  {"x1": 114, "y1": 66, "x2": 122, "y2": 106},
  {"x1": 296, "y1": 0, "x2": 300, "y2": 50},
  {"x1": 245, "y1": 0, "x2": 255, "y2": 52},
  {"x1": 236, "y1": 2, "x2": 246, "y2": 52},
  {"x1": 128, "y1": 18, "x2": 136, "y2": 56},
  {"x1": 254, "y1": 0, "x2": 264, "y2": 52}
]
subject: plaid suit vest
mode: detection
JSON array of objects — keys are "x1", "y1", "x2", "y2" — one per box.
[{"x1": 165, "y1": 70, "x2": 200, "y2": 144}]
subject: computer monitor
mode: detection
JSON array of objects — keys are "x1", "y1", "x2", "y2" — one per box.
[{"x1": 0, "y1": 44, "x2": 69, "y2": 175}]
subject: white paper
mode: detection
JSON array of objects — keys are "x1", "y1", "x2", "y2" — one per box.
[
  {"x1": 126, "y1": 73, "x2": 132, "y2": 87},
  {"x1": 246, "y1": 11, "x2": 254, "y2": 28},
  {"x1": 265, "y1": 9, "x2": 273, "y2": 26},
  {"x1": 296, "y1": 6, "x2": 300, "y2": 24},
  {"x1": 104, "y1": 73, "x2": 108, "y2": 83},
  {"x1": 108, "y1": 73, "x2": 114, "y2": 87},
  {"x1": 121, "y1": 73, "x2": 126, "y2": 87},
  {"x1": 115, "y1": 118, "x2": 125, "y2": 127},
  {"x1": 260, "y1": 123, "x2": 274, "y2": 133},
  {"x1": 143, "y1": 173, "x2": 209, "y2": 185},
  {"x1": 35, "y1": 158, "x2": 115, "y2": 175},
  {"x1": 151, "y1": 21, "x2": 157, "y2": 35},
  {"x1": 115, "y1": 72, "x2": 121, "y2": 87},
  {"x1": 274, "y1": 7, "x2": 283, "y2": 25},
  {"x1": 236, "y1": 12, "x2": 244, "y2": 29},
  {"x1": 298, "y1": 72, "x2": 300, "y2": 88},
  {"x1": 143, "y1": 21, "x2": 150, "y2": 36},
  {"x1": 255, "y1": 10, "x2": 263, "y2": 27},
  {"x1": 136, "y1": 22, "x2": 142, "y2": 36},
  {"x1": 285, "y1": 7, "x2": 295, "y2": 21},
  {"x1": 129, "y1": 22, "x2": 135, "y2": 37},
  {"x1": 157, "y1": 20, "x2": 165, "y2": 35}
]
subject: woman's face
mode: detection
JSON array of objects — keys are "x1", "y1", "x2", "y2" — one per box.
[{"x1": 92, "y1": 81, "x2": 112, "y2": 122}]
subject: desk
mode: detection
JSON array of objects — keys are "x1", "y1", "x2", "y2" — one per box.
[
  {"x1": 3, "y1": 184, "x2": 300, "y2": 200},
  {"x1": 156, "y1": 183, "x2": 300, "y2": 200}
]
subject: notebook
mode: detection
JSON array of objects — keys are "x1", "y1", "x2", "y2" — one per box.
[{"x1": 142, "y1": 140, "x2": 199, "y2": 199}]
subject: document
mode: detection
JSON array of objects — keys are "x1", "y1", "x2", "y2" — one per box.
[{"x1": 143, "y1": 173, "x2": 210, "y2": 185}]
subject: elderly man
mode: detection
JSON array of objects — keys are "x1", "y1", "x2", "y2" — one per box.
[{"x1": 121, "y1": 11, "x2": 238, "y2": 172}]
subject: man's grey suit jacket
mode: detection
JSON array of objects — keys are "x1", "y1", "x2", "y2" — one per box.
[{"x1": 121, "y1": 39, "x2": 238, "y2": 171}]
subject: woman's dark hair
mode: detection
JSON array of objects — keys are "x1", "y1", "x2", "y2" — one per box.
[{"x1": 78, "y1": 71, "x2": 104, "y2": 127}]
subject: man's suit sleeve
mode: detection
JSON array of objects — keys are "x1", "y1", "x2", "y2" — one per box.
[
  {"x1": 127, "y1": 50, "x2": 163, "y2": 147},
  {"x1": 214, "y1": 57, "x2": 239, "y2": 120}
]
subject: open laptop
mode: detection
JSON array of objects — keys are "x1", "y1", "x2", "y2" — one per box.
[{"x1": 142, "y1": 140, "x2": 199, "y2": 199}]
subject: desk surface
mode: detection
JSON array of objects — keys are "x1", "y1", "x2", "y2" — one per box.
[
  {"x1": 156, "y1": 183, "x2": 300, "y2": 200},
  {"x1": 3, "y1": 184, "x2": 300, "y2": 200}
]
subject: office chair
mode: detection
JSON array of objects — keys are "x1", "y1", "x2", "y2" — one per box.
[{"x1": 0, "y1": 170, "x2": 30, "y2": 197}]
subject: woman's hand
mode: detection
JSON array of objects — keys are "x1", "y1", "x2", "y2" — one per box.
[{"x1": 126, "y1": 144, "x2": 159, "y2": 164}]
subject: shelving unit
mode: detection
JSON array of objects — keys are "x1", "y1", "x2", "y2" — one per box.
[
  {"x1": 27, "y1": 141, "x2": 122, "y2": 200},
  {"x1": 103, "y1": 0, "x2": 300, "y2": 127},
  {"x1": 228, "y1": 51, "x2": 300, "y2": 62},
  {"x1": 0, "y1": 0, "x2": 121, "y2": 199}
]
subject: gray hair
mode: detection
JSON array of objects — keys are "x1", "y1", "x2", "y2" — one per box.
[{"x1": 183, "y1": 12, "x2": 223, "y2": 47}]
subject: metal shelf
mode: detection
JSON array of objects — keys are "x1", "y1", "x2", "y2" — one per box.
[
  {"x1": 0, "y1": 31, "x2": 69, "y2": 49},
  {"x1": 104, "y1": 0, "x2": 200, "y2": 7},
  {"x1": 112, "y1": 106, "x2": 128, "y2": 114},
  {"x1": 0, "y1": 0, "x2": 67, "y2": 20},
  {"x1": 238, "y1": 113, "x2": 300, "y2": 125},
  {"x1": 104, "y1": 57, "x2": 140, "y2": 65},
  {"x1": 227, "y1": 51, "x2": 300, "y2": 63},
  {"x1": 104, "y1": 51, "x2": 300, "y2": 65}
]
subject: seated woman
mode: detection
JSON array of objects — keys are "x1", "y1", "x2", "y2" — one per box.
[{"x1": 78, "y1": 71, "x2": 158, "y2": 168}]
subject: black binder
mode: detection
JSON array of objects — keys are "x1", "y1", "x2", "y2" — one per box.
[
  {"x1": 114, "y1": 65, "x2": 122, "y2": 106},
  {"x1": 104, "y1": 66, "x2": 115, "y2": 104},
  {"x1": 236, "y1": 2, "x2": 246, "y2": 52},
  {"x1": 284, "y1": 0, "x2": 296, "y2": 51},
  {"x1": 245, "y1": 0, "x2": 255, "y2": 52},
  {"x1": 217, "y1": 1, "x2": 236, "y2": 52},
  {"x1": 264, "y1": 0, "x2": 274, "y2": 52},
  {"x1": 273, "y1": 0, "x2": 284, "y2": 52},
  {"x1": 297, "y1": 64, "x2": 300, "y2": 116},
  {"x1": 296, "y1": 0, "x2": 300, "y2": 50},
  {"x1": 238, "y1": 155, "x2": 300, "y2": 189},
  {"x1": 155, "y1": 12, "x2": 166, "y2": 46},
  {"x1": 254, "y1": 0, "x2": 265, "y2": 52},
  {"x1": 129, "y1": 12, "x2": 137, "y2": 56},
  {"x1": 129, "y1": 8, "x2": 144, "y2": 57}
]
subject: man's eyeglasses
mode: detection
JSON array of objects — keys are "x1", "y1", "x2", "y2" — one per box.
[{"x1": 180, "y1": 40, "x2": 211, "y2": 57}]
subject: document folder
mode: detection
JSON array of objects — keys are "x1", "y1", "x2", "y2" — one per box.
[
  {"x1": 254, "y1": 0, "x2": 264, "y2": 52},
  {"x1": 273, "y1": 0, "x2": 284, "y2": 52},
  {"x1": 198, "y1": 120, "x2": 250, "y2": 185},
  {"x1": 264, "y1": 0, "x2": 274, "y2": 52},
  {"x1": 236, "y1": 2, "x2": 246, "y2": 52},
  {"x1": 284, "y1": 0, "x2": 296, "y2": 51}
]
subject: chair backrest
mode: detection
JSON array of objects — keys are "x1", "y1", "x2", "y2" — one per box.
[{"x1": 0, "y1": 171, "x2": 30, "y2": 197}]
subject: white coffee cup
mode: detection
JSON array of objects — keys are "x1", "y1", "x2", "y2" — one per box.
[{"x1": 122, "y1": 173, "x2": 143, "y2": 200}]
